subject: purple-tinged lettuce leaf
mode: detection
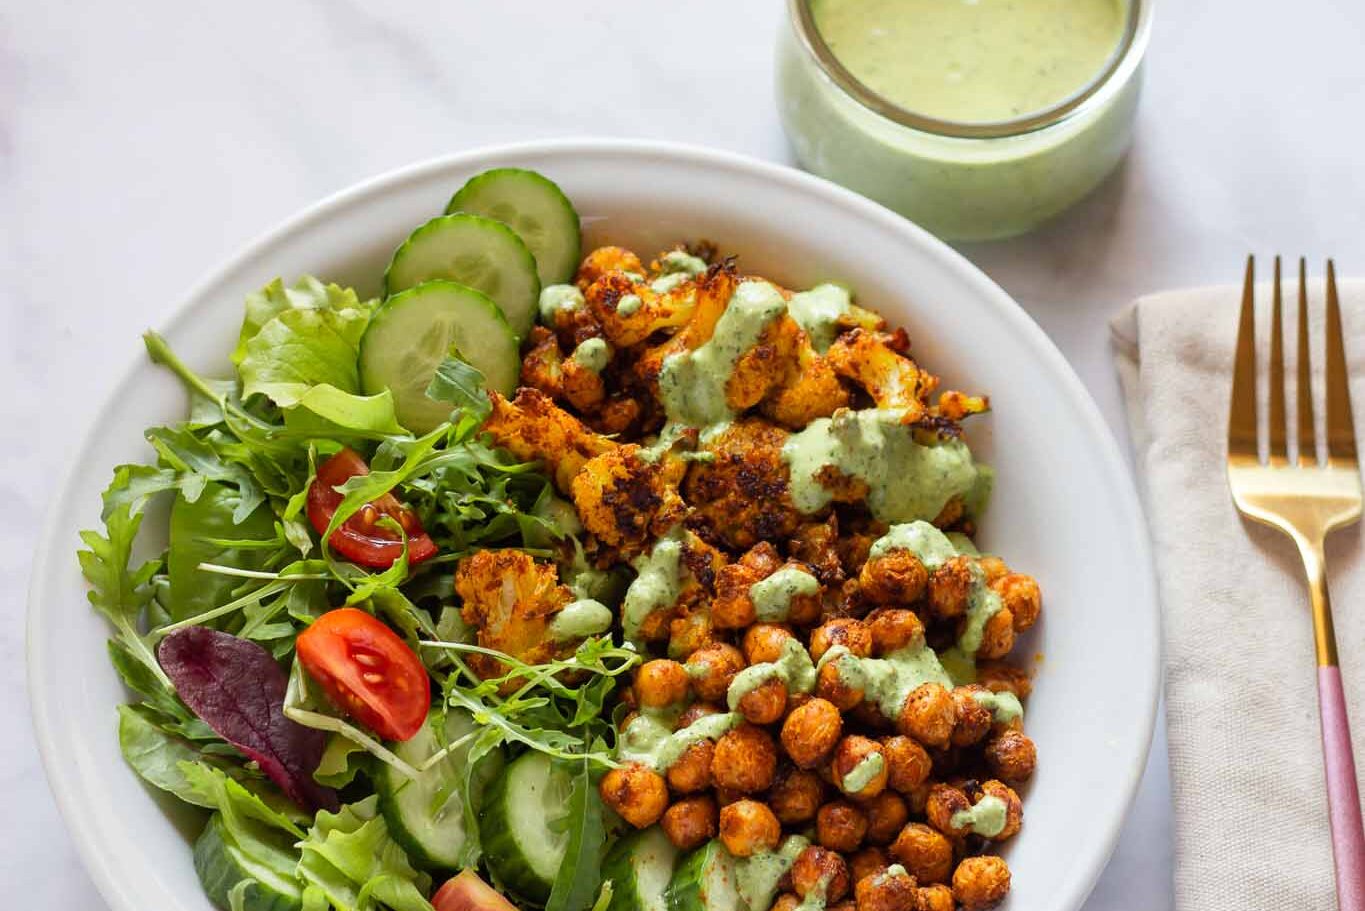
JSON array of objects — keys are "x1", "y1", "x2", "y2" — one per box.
[{"x1": 158, "y1": 626, "x2": 338, "y2": 812}]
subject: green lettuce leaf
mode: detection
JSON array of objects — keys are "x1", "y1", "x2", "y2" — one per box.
[
  {"x1": 234, "y1": 276, "x2": 367, "y2": 366},
  {"x1": 118, "y1": 705, "x2": 237, "y2": 807},
  {"x1": 282, "y1": 385, "x2": 407, "y2": 438},
  {"x1": 167, "y1": 483, "x2": 278, "y2": 622},
  {"x1": 240, "y1": 306, "x2": 370, "y2": 408},
  {"x1": 297, "y1": 796, "x2": 432, "y2": 911}
]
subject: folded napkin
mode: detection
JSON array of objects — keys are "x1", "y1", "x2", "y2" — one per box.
[{"x1": 1113, "y1": 280, "x2": 1365, "y2": 910}]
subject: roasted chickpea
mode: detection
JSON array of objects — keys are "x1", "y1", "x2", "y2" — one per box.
[
  {"x1": 792, "y1": 846, "x2": 851, "y2": 903},
  {"x1": 975, "y1": 661, "x2": 1032, "y2": 700},
  {"x1": 984, "y1": 730, "x2": 1037, "y2": 783},
  {"x1": 916, "y1": 883, "x2": 955, "y2": 911},
  {"x1": 686, "y1": 643, "x2": 746, "y2": 703},
  {"x1": 781, "y1": 697, "x2": 844, "y2": 769},
  {"x1": 992, "y1": 572, "x2": 1041, "y2": 631},
  {"x1": 661, "y1": 794, "x2": 717, "y2": 850},
  {"x1": 898, "y1": 683, "x2": 957, "y2": 748},
  {"x1": 744, "y1": 624, "x2": 795, "y2": 664},
  {"x1": 713, "y1": 565, "x2": 760, "y2": 630},
  {"x1": 848, "y1": 846, "x2": 889, "y2": 884},
  {"x1": 862, "y1": 791, "x2": 909, "y2": 845},
  {"x1": 927, "y1": 557, "x2": 973, "y2": 619},
  {"x1": 598, "y1": 763, "x2": 669, "y2": 828},
  {"x1": 832, "y1": 735, "x2": 888, "y2": 799},
  {"x1": 881, "y1": 736, "x2": 932, "y2": 794},
  {"x1": 816, "y1": 654, "x2": 866, "y2": 711},
  {"x1": 769, "y1": 895, "x2": 801, "y2": 911},
  {"x1": 979, "y1": 780, "x2": 1023, "y2": 841},
  {"x1": 858, "y1": 552, "x2": 929, "y2": 606},
  {"x1": 668, "y1": 609, "x2": 715, "y2": 659},
  {"x1": 810, "y1": 618, "x2": 873, "y2": 662},
  {"x1": 816, "y1": 800, "x2": 869, "y2": 852},
  {"x1": 854, "y1": 865, "x2": 917, "y2": 911},
  {"x1": 975, "y1": 608, "x2": 1015, "y2": 660},
  {"x1": 889, "y1": 822, "x2": 953, "y2": 884},
  {"x1": 865, "y1": 608, "x2": 925, "y2": 655},
  {"x1": 903, "y1": 782, "x2": 931, "y2": 816},
  {"x1": 719, "y1": 799, "x2": 782, "y2": 857},
  {"x1": 667, "y1": 740, "x2": 715, "y2": 793},
  {"x1": 738, "y1": 676, "x2": 789, "y2": 725},
  {"x1": 952, "y1": 856, "x2": 1011, "y2": 910},
  {"x1": 828, "y1": 902, "x2": 858, "y2": 911},
  {"x1": 769, "y1": 766, "x2": 826, "y2": 824},
  {"x1": 976, "y1": 556, "x2": 1009, "y2": 583},
  {"x1": 924, "y1": 783, "x2": 972, "y2": 837},
  {"x1": 785, "y1": 571, "x2": 825, "y2": 626},
  {"x1": 714, "y1": 723, "x2": 779, "y2": 792},
  {"x1": 678, "y1": 701, "x2": 725, "y2": 728},
  {"x1": 636, "y1": 659, "x2": 690, "y2": 709},
  {"x1": 715, "y1": 786, "x2": 746, "y2": 807},
  {"x1": 950, "y1": 687, "x2": 993, "y2": 748}
]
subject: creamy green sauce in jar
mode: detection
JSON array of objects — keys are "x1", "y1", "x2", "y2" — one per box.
[
  {"x1": 812, "y1": 0, "x2": 1126, "y2": 122},
  {"x1": 781, "y1": 409, "x2": 986, "y2": 523},
  {"x1": 727, "y1": 637, "x2": 818, "y2": 710},
  {"x1": 951, "y1": 793, "x2": 1008, "y2": 837},
  {"x1": 658, "y1": 281, "x2": 788, "y2": 428},
  {"x1": 735, "y1": 835, "x2": 811, "y2": 911},
  {"x1": 622, "y1": 526, "x2": 688, "y2": 644},
  {"x1": 749, "y1": 566, "x2": 821, "y2": 622}
]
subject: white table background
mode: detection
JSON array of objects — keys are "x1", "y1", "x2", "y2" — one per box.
[{"x1": 6, "y1": 0, "x2": 1365, "y2": 906}]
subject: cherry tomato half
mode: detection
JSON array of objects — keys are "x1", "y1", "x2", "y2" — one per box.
[
  {"x1": 432, "y1": 870, "x2": 518, "y2": 911},
  {"x1": 306, "y1": 448, "x2": 438, "y2": 568},
  {"x1": 296, "y1": 608, "x2": 429, "y2": 741}
]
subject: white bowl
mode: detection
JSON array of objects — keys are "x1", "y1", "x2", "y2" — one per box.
[{"x1": 28, "y1": 140, "x2": 1158, "y2": 911}]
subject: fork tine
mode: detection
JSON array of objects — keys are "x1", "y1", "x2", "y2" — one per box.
[
  {"x1": 1324, "y1": 259, "x2": 1358, "y2": 463},
  {"x1": 1297, "y1": 258, "x2": 1318, "y2": 465},
  {"x1": 1229, "y1": 256, "x2": 1259, "y2": 458},
  {"x1": 1269, "y1": 256, "x2": 1288, "y2": 461}
]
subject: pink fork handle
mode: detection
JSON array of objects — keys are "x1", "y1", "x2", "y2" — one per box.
[{"x1": 1322, "y1": 665, "x2": 1365, "y2": 911}]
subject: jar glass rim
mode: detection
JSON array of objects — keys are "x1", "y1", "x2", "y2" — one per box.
[{"x1": 788, "y1": 0, "x2": 1154, "y2": 140}]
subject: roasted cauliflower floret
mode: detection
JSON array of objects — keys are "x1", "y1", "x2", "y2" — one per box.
[
  {"x1": 683, "y1": 419, "x2": 804, "y2": 550},
  {"x1": 826, "y1": 328, "x2": 935, "y2": 423},
  {"x1": 633, "y1": 264, "x2": 739, "y2": 387},
  {"x1": 454, "y1": 549, "x2": 575, "y2": 684},
  {"x1": 576, "y1": 245, "x2": 645, "y2": 289},
  {"x1": 761, "y1": 340, "x2": 852, "y2": 429},
  {"x1": 482, "y1": 388, "x2": 615, "y2": 491},
  {"x1": 570, "y1": 445, "x2": 688, "y2": 553},
  {"x1": 586, "y1": 270, "x2": 702, "y2": 348}
]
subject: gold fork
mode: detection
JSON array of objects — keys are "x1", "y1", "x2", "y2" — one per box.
[{"x1": 1227, "y1": 256, "x2": 1365, "y2": 909}]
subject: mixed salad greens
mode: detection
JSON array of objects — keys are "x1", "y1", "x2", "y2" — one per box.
[{"x1": 81, "y1": 169, "x2": 633, "y2": 911}]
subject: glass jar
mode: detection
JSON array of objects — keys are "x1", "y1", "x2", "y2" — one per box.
[{"x1": 776, "y1": 0, "x2": 1154, "y2": 241}]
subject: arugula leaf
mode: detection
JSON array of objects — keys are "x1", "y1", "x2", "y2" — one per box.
[
  {"x1": 240, "y1": 306, "x2": 370, "y2": 408},
  {"x1": 296, "y1": 796, "x2": 432, "y2": 911},
  {"x1": 546, "y1": 757, "x2": 606, "y2": 911},
  {"x1": 147, "y1": 425, "x2": 267, "y2": 521},
  {"x1": 168, "y1": 483, "x2": 278, "y2": 621},
  {"x1": 99, "y1": 464, "x2": 185, "y2": 520},
  {"x1": 182, "y1": 761, "x2": 306, "y2": 836},
  {"x1": 78, "y1": 500, "x2": 169, "y2": 689},
  {"x1": 425, "y1": 349, "x2": 492, "y2": 425}
]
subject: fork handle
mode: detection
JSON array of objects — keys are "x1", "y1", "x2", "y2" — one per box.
[{"x1": 1321, "y1": 665, "x2": 1365, "y2": 911}]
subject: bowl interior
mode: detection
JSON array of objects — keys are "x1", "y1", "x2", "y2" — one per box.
[{"x1": 28, "y1": 141, "x2": 1157, "y2": 911}]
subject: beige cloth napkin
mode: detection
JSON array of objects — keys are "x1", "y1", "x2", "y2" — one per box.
[{"x1": 1112, "y1": 280, "x2": 1365, "y2": 910}]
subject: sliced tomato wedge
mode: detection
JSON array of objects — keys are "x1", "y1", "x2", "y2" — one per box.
[
  {"x1": 295, "y1": 608, "x2": 429, "y2": 741},
  {"x1": 307, "y1": 448, "x2": 438, "y2": 568},
  {"x1": 432, "y1": 870, "x2": 518, "y2": 911}
]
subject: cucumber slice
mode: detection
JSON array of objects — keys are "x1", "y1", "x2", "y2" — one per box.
[
  {"x1": 446, "y1": 168, "x2": 582, "y2": 286},
  {"x1": 359, "y1": 280, "x2": 519, "y2": 434},
  {"x1": 480, "y1": 751, "x2": 574, "y2": 902},
  {"x1": 385, "y1": 213, "x2": 540, "y2": 336},
  {"x1": 379, "y1": 709, "x2": 505, "y2": 871},
  {"x1": 193, "y1": 813, "x2": 303, "y2": 911},
  {"x1": 603, "y1": 826, "x2": 679, "y2": 911},
  {"x1": 666, "y1": 840, "x2": 743, "y2": 911}
]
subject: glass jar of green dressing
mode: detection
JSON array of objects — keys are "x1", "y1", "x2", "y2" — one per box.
[{"x1": 776, "y1": 0, "x2": 1153, "y2": 241}]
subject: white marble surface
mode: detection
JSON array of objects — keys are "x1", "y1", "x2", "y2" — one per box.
[{"x1": 6, "y1": 0, "x2": 1365, "y2": 906}]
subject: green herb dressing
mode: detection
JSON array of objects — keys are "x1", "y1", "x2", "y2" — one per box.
[
  {"x1": 749, "y1": 566, "x2": 821, "y2": 622},
  {"x1": 650, "y1": 272, "x2": 690, "y2": 294},
  {"x1": 951, "y1": 794, "x2": 1008, "y2": 838},
  {"x1": 617, "y1": 706, "x2": 741, "y2": 772},
  {"x1": 971, "y1": 689, "x2": 1023, "y2": 724},
  {"x1": 957, "y1": 562, "x2": 1002, "y2": 654},
  {"x1": 867, "y1": 520, "x2": 958, "y2": 568},
  {"x1": 796, "y1": 873, "x2": 836, "y2": 911},
  {"x1": 658, "y1": 281, "x2": 788, "y2": 428},
  {"x1": 622, "y1": 526, "x2": 687, "y2": 645},
  {"x1": 616, "y1": 293, "x2": 643, "y2": 316},
  {"x1": 787, "y1": 283, "x2": 853, "y2": 353},
  {"x1": 946, "y1": 532, "x2": 980, "y2": 556},
  {"x1": 548, "y1": 599, "x2": 613, "y2": 641},
  {"x1": 736, "y1": 835, "x2": 811, "y2": 911},
  {"x1": 659, "y1": 251, "x2": 709, "y2": 276},
  {"x1": 726, "y1": 638, "x2": 817, "y2": 710},
  {"x1": 840, "y1": 751, "x2": 885, "y2": 793},
  {"x1": 810, "y1": 0, "x2": 1126, "y2": 123},
  {"x1": 538, "y1": 284, "x2": 584, "y2": 324},
  {"x1": 819, "y1": 641, "x2": 953, "y2": 721},
  {"x1": 781, "y1": 409, "x2": 986, "y2": 523},
  {"x1": 570, "y1": 337, "x2": 612, "y2": 373}
]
